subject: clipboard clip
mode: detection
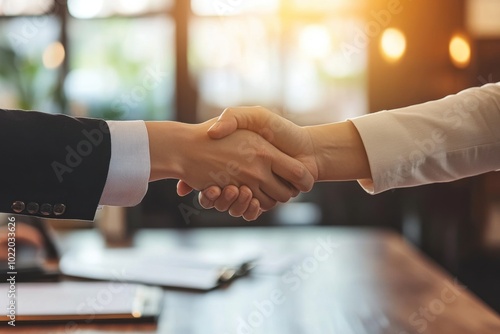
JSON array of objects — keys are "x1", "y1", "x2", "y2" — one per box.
[{"x1": 217, "y1": 261, "x2": 256, "y2": 285}]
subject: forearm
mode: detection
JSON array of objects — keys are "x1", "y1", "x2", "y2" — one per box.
[
  {"x1": 145, "y1": 121, "x2": 187, "y2": 182},
  {"x1": 306, "y1": 121, "x2": 371, "y2": 182}
]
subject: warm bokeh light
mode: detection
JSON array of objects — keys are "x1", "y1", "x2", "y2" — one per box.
[
  {"x1": 298, "y1": 25, "x2": 332, "y2": 60},
  {"x1": 43, "y1": 42, "x2": 65, "y2": 69},
  {"x1": 380, "y1": 28, "x2": 406, "y2": 63},
  {"x1": 449, "y1": 34, "x2": 471, "y2": 68}
]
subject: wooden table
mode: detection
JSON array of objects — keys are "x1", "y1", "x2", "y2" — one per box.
[{"x1": 4, "y1": 227, "x2": 500, "y2": 333}]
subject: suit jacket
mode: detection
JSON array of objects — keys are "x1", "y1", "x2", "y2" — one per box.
[{"x1": 0, "y1": 109, "x2": 111, "y2": 220}]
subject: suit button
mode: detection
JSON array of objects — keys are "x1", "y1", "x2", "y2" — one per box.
[
  {"x1": 11, "y1": 201, "x2": 25, "y2": 213},
  {"x1": 27, "y1": 202, "x2": 40, "y2": 214},
  {"x1": 53, "y1": 203, "x2": 66, "y2": 216},
  {"x1": 40, "y1": 203, "x2": 53, "y2": 216}
]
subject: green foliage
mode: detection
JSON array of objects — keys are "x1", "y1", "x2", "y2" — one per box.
[{"x1": 0, "y1": 45, "x2": 56, "y2": 110}]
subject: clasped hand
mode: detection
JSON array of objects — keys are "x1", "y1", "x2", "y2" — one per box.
[{"x1": 176, "y1": 107, "x2": 320, "y2": 221}]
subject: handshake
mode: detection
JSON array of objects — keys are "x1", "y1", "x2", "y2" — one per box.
[{"x1": 146, "y1": 106, "x2": 372, "y2": 221}]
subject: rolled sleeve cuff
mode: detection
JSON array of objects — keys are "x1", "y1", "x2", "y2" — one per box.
[
  {"x1": 99, "y1": 121, "x2": 150, "y2": 206},
  {"x1": 350, "y1": 112, "x2": 396, "y2": 195}
]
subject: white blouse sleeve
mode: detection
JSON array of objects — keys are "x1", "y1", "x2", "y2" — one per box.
[
  {"x1": 98, "y1": 121, "x2": 150, "y2": 206},
  {"x1": 350, "y1": 82, "x2": 500, "y2": 194}
]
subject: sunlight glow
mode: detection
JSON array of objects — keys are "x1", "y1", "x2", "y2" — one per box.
[
  {"x1": 380, "y1": 28, "x2": 406, "y2": 63},
  {"x1": 449, "y1": 34, "x2": 471, "y2": 68},
  {"x1": 299, "y1": 25, "x2": 332, "y2": 60}
]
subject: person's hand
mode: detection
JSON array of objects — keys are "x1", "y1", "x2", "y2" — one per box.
[
  {"x1": 187, "y1": 184, "x2": 263, "y2": 221},
  {"x1": 147, "y1": 118, "x2": 314, "y2": 211},
  {"x1": 209, "y1": 107, "x2": 319, "y2": 177},
  {"x1": 177, "y1": 107, "x2": 320, "y2": 218}
]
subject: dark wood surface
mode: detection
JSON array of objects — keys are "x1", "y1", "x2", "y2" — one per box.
[{"x1": 4, "y1": 227, "x2": 500, "y2": 333}]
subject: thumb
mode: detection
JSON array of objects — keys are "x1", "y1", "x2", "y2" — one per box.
[
  {"x1": 207, "y1": 110, "x2": 239, "y2": 139},
  {"x1": 207, "y1": 106, "x2": 268, "y2": 139},
  {"x1": 177, "y1": 180, "x2": 194, "y2": 196}
]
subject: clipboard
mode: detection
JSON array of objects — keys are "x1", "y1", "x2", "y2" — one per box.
[
  {"x1": 59, "y1": 248, "x2": 257, "y2": 291},
  {"x1": 0, "y1": 282, "x2": 163, "y2": 325}
]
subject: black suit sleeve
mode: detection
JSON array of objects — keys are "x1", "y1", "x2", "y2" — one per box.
[{"x1": 0, "y1": 109, "x2": 112, "y2": 221}]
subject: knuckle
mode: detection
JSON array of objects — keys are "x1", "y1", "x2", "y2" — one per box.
[{"x1": 255, "y1": 147, "x2": 272, "y2": 161}]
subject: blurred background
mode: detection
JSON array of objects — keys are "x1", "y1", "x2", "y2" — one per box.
[{"x1": 0, "y1": 0, "x2": 499, "y2": 311}]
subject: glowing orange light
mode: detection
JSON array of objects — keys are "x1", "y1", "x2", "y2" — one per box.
[
  {"x1": 380, "y1": 28, "x2": 406, "y2": 63},
  {"x1": 449, "y1": 34, "x2": 471, "y2": 68}
]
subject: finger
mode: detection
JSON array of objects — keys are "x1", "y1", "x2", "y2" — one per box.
[
  {"x1": 255, "y1": 146, "x2": 309, "y2": 200},
  {"x1": 207, "y1": 106, "x2": 270, "y2": 140},
  {"x1": 253, "y1": 187, "x2": 278, "y2": 211},
  {"x1": 198, "y1": 186, "x2": 222, "y2": 209},
  {"x1": 177, "y1": 180, "x2": 194, "y2": 196},
  {"x1": 273, "y1": 174, "x2": 300, "y2": 198},
  {"x1": 271, "y1": 153, "x2": 315, "y2": 193},
  {"x1": 214, "y1": 185, "x2": 240, "y2": 212},
  {"x1": 242, "y1": 198, "x2": 261, "y2": 221},
  {"x1": 258, "y1": 174, "x2": 294, "y2": 204},
  {"x1": 228, "y1": 186, "x2": 253, "y2": 217}
]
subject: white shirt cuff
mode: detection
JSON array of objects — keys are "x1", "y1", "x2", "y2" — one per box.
[
  {"x1": 350, "y1": 83, "x2": 500, "y2": 195},
  {"x1": 99, "y1": 121, "x2": 150, "y2": 206}
]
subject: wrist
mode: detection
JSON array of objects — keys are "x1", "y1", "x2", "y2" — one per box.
[
  {"x1": 145, "y1": 121, "x2": 191, "y2": 181},
  {"x1": 307, "y1": 121, "x2": 371, "y2": 181}
]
